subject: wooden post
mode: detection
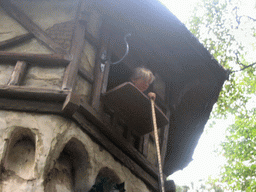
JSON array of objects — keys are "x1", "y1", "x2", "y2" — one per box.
[
  {"x1": 62, "y1": 0, "x2": 88, "y2": 90},
  {"x1": 142, "y1": 134, "x2": 150, "y2": 158},
  {"x1": 8, "y1": 61, "x2": 27, "y2": 86},
  {"x1": 160, "y1": 110, "x2": 171, "y2": 166},
  {"x1": 91, "y1": 23, "x2": 110, "y2": 110}
]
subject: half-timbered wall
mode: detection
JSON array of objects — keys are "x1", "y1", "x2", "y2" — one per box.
[
  {"x1": 0, "y1": 0, "x2": 100, "y2": 101},
  {"x1": 0, "y1": 0, "x2": 171, "y2": 191}
]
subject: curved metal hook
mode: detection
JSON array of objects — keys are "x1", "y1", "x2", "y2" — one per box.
[{"x1": 111, "y1": 33, "x2": 131, "y2": 65}]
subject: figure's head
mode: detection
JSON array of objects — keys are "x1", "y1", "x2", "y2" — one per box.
[{"x1": 131, "y1": 67, "x2": 155, "y2": 92}]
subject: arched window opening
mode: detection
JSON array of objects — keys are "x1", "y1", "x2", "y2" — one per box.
[
  {"x1": 44, "y1": 138, "x2": 89, "y2": 192},
  {"x1": 2, "y1": 128, "x2": 35, "y2": 180},
  {"x1": 89, "y1": 167, "x2": 125, "y2": 192}
]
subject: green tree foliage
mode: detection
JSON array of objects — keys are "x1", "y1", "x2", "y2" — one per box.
[{"x1": 188, "y1": 0, "x2": 256, "y2": 191}]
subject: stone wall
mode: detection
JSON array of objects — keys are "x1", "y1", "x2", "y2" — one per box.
[{"x1": 0, "y1": 110, "x2": 153, "y2": 192}]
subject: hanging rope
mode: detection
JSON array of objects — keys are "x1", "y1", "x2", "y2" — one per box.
[{"x1": 150, "y1": 99, "x2": 165, "y2": 192}]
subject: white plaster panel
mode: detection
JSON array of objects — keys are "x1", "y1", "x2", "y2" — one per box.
[
  {"x1": 0, "y1": 7, "x2": 27, "y2": 42},
  {"x1": 80, "y1": 41, "x2": 96, "y2": 78},
  {"x1": 74, "y1": 74, "x2": 92, "y2": 102},
  {"x1": 12, "y1": 0, "x2": 80, "y2": 30},
  {"x1": 0, "y1": 64, "x2": 14, "y2": 85},
  {"x1": 3, "y1": 38, "x2": 52, "y2": 54},
  {"x1": 23, "y1": 65, "x2": 65, "y2": 89}
]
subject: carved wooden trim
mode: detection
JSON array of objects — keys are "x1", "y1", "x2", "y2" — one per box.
[
  {"x1": 0, "y1": 51, "x2": 70, "y2": 66},
  {"x1": 62, "y1": 0, "x2": 88, "y2": 90},
  {"x1": 0, "y1": 0, "x2": 67, "y2": 54},
  {"x1": 73, "y1": 111, "x2": 159, "y2": 191},
  {"x1": 0, "y1": 33, "x2": 34, "y2": 50},
  {"x1": 8, "y1": 61, "x2": 27, "y2": 86}
]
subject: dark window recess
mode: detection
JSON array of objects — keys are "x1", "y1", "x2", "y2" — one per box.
[{"x1": 107, "y1": 61, "x2": 132, "y2": 91}]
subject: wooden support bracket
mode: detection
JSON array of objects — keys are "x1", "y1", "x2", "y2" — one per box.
[{"x1": 62, "y1": 92, "x2": 81, "y2": 117}]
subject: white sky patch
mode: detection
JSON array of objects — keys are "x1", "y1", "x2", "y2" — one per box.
[
  {"x1": 167, "y1": 118, "x2": 233, "y2": 187},
  {"x1": 159, "y1": 0, "x2": 200, "y2": 24},
  {"x1": 159, "y1": 0, "x2": 256, "y2": 188}
]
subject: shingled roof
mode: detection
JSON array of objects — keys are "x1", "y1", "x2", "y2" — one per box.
[{"x1": 94, "y1": 0, "x2": 228, "y2": 176}]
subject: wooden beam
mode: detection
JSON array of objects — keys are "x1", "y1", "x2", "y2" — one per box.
[
  {"x1": 91, "y1": 23, "x2": 110, "y2": 110},
  {"x1": 0, "y1": 0, "x2": 67, "y2": 54},
  {"x1": 142, "y1": 134, "x2": 150, "y2": 158},
  {"x1": 84, "y1": 30, "x2": 100, "y2": 49},
  {"x1": 62, "y1": 0, "x2": 88, "y2": 90},
  {"x1": 0, "y1": 51, "x2": 70, "y2": 65},
  {"x1": 73, "y1": 111, "x2": 159, "y2": 191},
  {"x1": 8, "y1": 61, "x2": 27, "y2": 86},
  {"x1": 0, "y1": 33, "x2": 34, "y2": 50},
  {"x1": 0, "y1": 85, "x2": 69, "y2": 101},
  {"x1": 78, "y1": 101, "x2": 160, "y2": 180},
  {"x1": 160, "y1": 110, "x2": 170, "y2": 167},
  {"x1": 0, "y1": 97, "x2": 63, "y2": 114},
  {"x1": 62, "y1": 92, "x2": 81, "y2": 117},
  {"x1": 78, "y1": 65, "x2": 94, "y2": 84}
]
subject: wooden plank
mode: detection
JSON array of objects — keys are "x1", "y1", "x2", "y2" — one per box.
[
  {"x1": 101, "y1": 60, "x2": 111, "y2": 94},
  {"x1": 84, "y1": 30, "x2": 100, "y2": 49},
  {"x1": 78, "y1": 101, "x2": 160, "y2": 180},
  {"x1": 62, "y1": 0, "x2": 88, "y2": 90},
  {"x1": 0, "y1": 85, "x2": 69, "y2": 101},
  {"x1": 0, "y1": 97, "x2": 63, "y2": 113},
  {"x1": 142, "y1": 134, "x2": 150, "y2": 158},
  {"x1": 8, "y1": 61, "x2": 27, "y2": 86},
  {"x1": 0, "y1": 33, "x2": 34, "y2": 50},
  {"x1": 72, "y1": 111, "x2": 159, "y2": 191},
  {"x1": 101, "y1": 82, "x2": 169, "y2": 136},
  {"x1": 0, "y1": 51, "x2": 70, "y2": 66},
  {"x1": 78, "y1": 65, "x2": 94, "y2": 84},
  {"x1": 0, "y1": 1, "x2": 67, "y2": 54},
  {"x1": 62, "y1": 92, "x2": 81, "y2": 117},
  {"x1": 91, "y1": 22, "x2": 110, "y2": 110}
]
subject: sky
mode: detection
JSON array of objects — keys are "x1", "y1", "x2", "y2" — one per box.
[{"x1": 158, "y1": 0, "x2": 256, "y2": 189}]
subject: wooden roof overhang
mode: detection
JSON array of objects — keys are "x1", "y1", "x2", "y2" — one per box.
[{"x1": 93, "y1": 0, "x2": 228, "y2": 176}]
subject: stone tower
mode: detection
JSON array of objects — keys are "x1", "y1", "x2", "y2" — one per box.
[{"x1": 0, "y1": 0, "x2": 227, "y2": 191}]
